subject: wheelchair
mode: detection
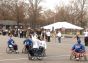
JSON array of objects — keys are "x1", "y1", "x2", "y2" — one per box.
[
  {"x1": 22, "y1": 46, "x2": 28, "y2": 54},
  {"x1": 38, "y1": 46, "x2": 46, "y2": 57},
  {"x1": 6, "y1": 44, "x2": 19, "y2": 54},
  {"x1": 70, "y1": 51, "x2": 87, "y2": 61},
  {"x1": 22, "y1": 45, "x2": 32, "y2": 54},
  {"x1": 28, "y1": 47, "x2": 46, "y2": 60}
]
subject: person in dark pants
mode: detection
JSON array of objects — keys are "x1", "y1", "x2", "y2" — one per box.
[
  {"x1": 41, "y1": 31, "x2": 45, "y2": 40},
  {"x1": 84, "y1": 37, "x2": 88, "y2": 46},
  {"x1": 19, "y1": 29, "x2": 23, "y2": 38},
  {"x1": 58, "y1": 37, "x2": 61, "y2": 43},
  {"x1": 74, "y1": 34, "x2": 80, "y2": 41},
  {"x1": 84, "y1": 30, "x2": 88, "y2": 46},
  {"x1": 47, "y1": 36, "x2": 50, "y2": 42},
  {"x1": 36, "y1": 29, "x2": 41, "y2": 40},
  {"x1": 46, "y1": 30, "x2": 51, "y2": 42},
  {"x1": 23, "y1": 30, "x2": 27, "y2": 38},
  {"x1": 14, "y1": 30, "x2": 18, "y2": 37},
  {"x1": 57, "y1": 31, "x2": 61, "y2": 43}
]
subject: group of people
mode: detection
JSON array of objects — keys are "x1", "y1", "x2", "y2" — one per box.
[
  {"x1": 7, "y1": 33, "x2": 86, "y2": 60},
  {"x1": 2, "y1": 28, "x2": 53, "y2": 42},
  {"x1": 7, "y1": 34, "x2": 47, "y2": 57},
  {"x1": 6, "y1": 28, "x2": 88, "y2": 60}
]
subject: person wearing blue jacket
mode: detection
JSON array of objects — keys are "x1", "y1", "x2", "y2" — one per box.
[
  {"x1": 72, "y1": 39, "x2": 85, "y2": 60},
  {"x1": 23, "y1": 35, "x2": 33, "y2": 51},
  {"x1": 8, "y1": 35, "x2": 15, "y2": 48},
  {"x1": 7, "y1": 35, "x2": 19, "y2": 53}
]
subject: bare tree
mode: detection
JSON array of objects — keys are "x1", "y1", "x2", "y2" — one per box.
[
  {"x1": 0, "y1": 0, "x2": 26, "y2": 26},
  {"x1": 27, "y1": 0, "x2": 43, "y2": 28},
  {"x1": 53, "y1": 0, "x2": 87, "y2": 27},
  {"x1": 70, "y1": 0, "x2": 87, "y2": 27},
  {"x1": 43, "y1": 9, "x2": 55, "y2": 24}
]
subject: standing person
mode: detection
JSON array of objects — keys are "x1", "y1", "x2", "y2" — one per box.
[
  {"x1": 73, "y1": 31, "x2": 80, "y2": 41},
  {"x1": 14, "y1": 29, "x2": 18, "y2": 37},
  {"x1": 41, "y1": 29, "x2": 46, "y2": 40},
  {"x1": 36, "y1": 29, "x2": 41, "y2": 40},
  {"x1": 8, "y1": 30, "x2": 11, "y2": 36},
  {"x1": 76, "y1": 30, "x2": 80, "y2": 40},
  {"x1": 57, "y1": 30, "x2": 62, "y2": 43},
  {"x1": 19, "y1": 29, "x2": 23, "y2": 38},
  {"x1": 23, "y1": 30, "x2": 27, "y2": 38},
  {"x1": 74, "y1": 34, "x2": 80, "y2": 41},
  {"x1": 46, "y1": 30, "x2": 51, "y2": 42},
  {"x1": 84, "y1": 30, "x2": 88, "y2": 46}
]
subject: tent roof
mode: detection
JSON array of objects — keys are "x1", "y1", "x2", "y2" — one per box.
[{"x1": 43, "y1": 22, "x2": 83, "y2": 30}]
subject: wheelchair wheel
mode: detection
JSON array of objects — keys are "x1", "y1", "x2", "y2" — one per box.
[
  {"x1": 42, "y1": 51, "x2": 46, "y2": 57},
  {"x1": 31, "y1": 57, "x2": 37, "y2": 60},
  {"x1": 28, "y1": 52, "x2": 32, "y2": 60},
  {"x1": 37, "y1": 52, "x2": 44, "y2": 60},
  {"x1": 14, "y1": 50, "x2": 19, "y2": 54},
  {"x1": 37, "y1": 57, "x2": 43, "y2": 60},
  {"x1": 70, "y1": 53, "x2": 76, "y2": 60},
  {"x1": 84, "y1": 55, "x2": 87, "y2": 61},
  {"x1": 6, "y1": 47, "x2": 10, "y2": 54},
  {"x1": 6, "y1": 47, "x2": 13, "y2": 54},
  {"x1": 22, "y1": 47, "x2": 27, "y2": 54}
]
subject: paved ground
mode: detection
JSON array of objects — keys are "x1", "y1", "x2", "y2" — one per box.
[{"x1": 0, "y1": 35, "x2": 88, "y2": 63}]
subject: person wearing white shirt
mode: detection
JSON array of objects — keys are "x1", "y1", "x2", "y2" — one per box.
[
  {"x1": 30, "y1": 36, "x2": 40, "y2": 57},
  {"x1": 39, "y1": 40, "x2": 47, "y2": 50},
  {"x1": 32, "y1": 36, "x2": 40, "y2": 49},
  {"x1": 57, "y1": 31, "x2": 62, "y2": 43},
  {"x1": 32, "y1": 36, "x2": 47, "y2": 57},
  {"x1": 38, "y1": 39, "x2": 47, "y2": 56},
  {"x1": 84, "y1": 30, "x2": 88, "y2": 46}
]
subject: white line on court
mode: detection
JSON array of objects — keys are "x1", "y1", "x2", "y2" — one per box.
[
  {"x1": 0, "y1": 58, "x2": 27, "y2": 62},
  {"x1": 0, "y1": 54, "x2": 88, "y2": 62},
  {"x1": 0, "y1": 55, "x2": 70, "y2": 62}
]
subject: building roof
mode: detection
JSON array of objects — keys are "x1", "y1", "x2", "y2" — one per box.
[{"x1": 0, "y1": 20, "x2": 17, "y2": 25}]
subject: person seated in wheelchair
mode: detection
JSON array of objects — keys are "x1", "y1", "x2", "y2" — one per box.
[
  {"x1": 28, "y1": 36, "x2": 47, "y2": 60},
  {"x1": 38, "y1": 38, "x2": 47, "y2": 56},
  {"x1": 71, "y1": 39, "x2": 85, "y2": 60},
  {"x1": 7, "y1": 35, "x2": 15, "y2": 51},
  {"x1": 28, "y1": 35, "x2": 41, "y2": 58},
  {"x1": 23, "y1": 35, "x2": 33, "y2": 51},
  {"x1": 7, "y1": 35, "x2": 18, "y2": 52}
]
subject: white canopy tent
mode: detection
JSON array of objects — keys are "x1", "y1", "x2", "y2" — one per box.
[{"x1": 43, "y1": 22, "x2": 83, "y2": 30}]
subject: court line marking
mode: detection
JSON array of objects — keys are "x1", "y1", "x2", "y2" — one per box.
[
  {"x1": 0, "y1": 58, "x2": 27, "y2": 62},
  {"x1": 0, "y1": 55, "x2": 81, "y2": 62},
  {"x1": 0, "y1": 54, "x2": 88, "y2": 62},
  {"x1": 0, "y1": 55, "x2": 70, "y2": 62}
]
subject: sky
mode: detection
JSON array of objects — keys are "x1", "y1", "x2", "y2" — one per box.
[
  {"x1": 24, "y1": 0, "x2": 71, "y2": 10},
  {"x1": 40, "y1": 0, "x2": 71, "y2": 10}
]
